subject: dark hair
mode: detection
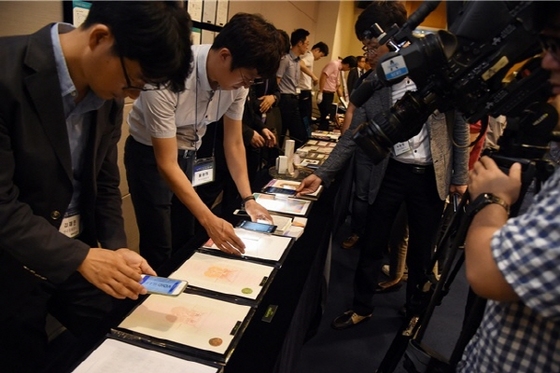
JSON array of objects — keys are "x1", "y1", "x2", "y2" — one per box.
[
  {"x1": 290, "y1": 28, "x2": 310, "y2": 47},
  {"x1": 212, "y1": 13, "x2": 283, "y2": 78},
  {"x1": 355, "y1": 1, "x2": 407, "y2": 41},
  {"x1": 312, "y1": 41, "x2": 329, "y2": 57},
  {"x1": 356, "y1": 55, "x2": 365, "y2": 62},
  {"x1": 82, "y1": 1, "x2": 193, "y2": 93},
  {"x1": 533, "y1": 2, "x2": 560, "y2": 31},
  {"x1": 278, "y1": 30, "x2": 291, "y2": 54},
  {"x1": 342, "y1": 55, "x2": 358, "y2": 68}
]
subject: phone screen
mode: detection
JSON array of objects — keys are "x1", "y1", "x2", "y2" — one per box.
[
  {"x1": 263, "y1": 186, "x2": 297, "y2": 196},
  {"x1": 140, "y1": 275, "x2": 188, "y2": 296},
  {"x1": 238, "y1": 220, "x2": 277, "y2": 233}
]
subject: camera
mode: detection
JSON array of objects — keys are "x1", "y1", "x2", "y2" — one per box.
[{"x1": 351, "y1": 1, "x2": 556, "y2": 164}]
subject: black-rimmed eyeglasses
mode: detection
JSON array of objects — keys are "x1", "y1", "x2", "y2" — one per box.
[
  {"x1": 239, "y1": 70, "x2": 264, "y2": 86},
  {"x1": 119, "y1": 55, "x2": 167, "y2": 92}
]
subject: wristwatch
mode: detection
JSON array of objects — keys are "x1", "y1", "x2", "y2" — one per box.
[{"x1": 466, "y1": 193, "x2": 510, "y2": 218}]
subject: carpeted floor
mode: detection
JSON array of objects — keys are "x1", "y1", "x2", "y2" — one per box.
[{"x1": 294, "y1": 219, "x2": 471, "y2": 373}]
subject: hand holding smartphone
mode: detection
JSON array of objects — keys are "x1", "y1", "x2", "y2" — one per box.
[{"x1": 140, "y1": 275, "x2": 188, "y2": 296}]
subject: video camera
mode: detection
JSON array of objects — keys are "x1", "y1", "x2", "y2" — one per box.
[{"x1": 351, "y1": 0, "x2": 558, "y2": 165}]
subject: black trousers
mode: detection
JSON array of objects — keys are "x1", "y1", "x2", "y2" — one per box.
[
  {"x1": 353, "y1": 158, "x2": 445, "y2": 315},
  {"x1": 124, "y1": 136, "x2": 195, "y2": 269},
  {"x1": 298, "y1": 90, "x2": 313, "y2": 135},
  {"x1": 279, "y1": 93, "x2": 308, "y2": 149},
  {"x1": 317, "y1": 91, "x2": 335, "y2": 131},
  {"x1": 0, "y1": 272, "x2": 113, "y2": 372}
]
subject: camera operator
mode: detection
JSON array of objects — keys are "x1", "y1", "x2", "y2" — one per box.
[
  {"x1": 297, "y1": 1, "x2": 469, "y2": 329},
  {"x1": 459, "y1": 4, "x2": 560, "y2": 372}
]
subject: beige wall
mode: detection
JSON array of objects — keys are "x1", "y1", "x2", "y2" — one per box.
[
  {"x1": 228, "y1": 1, "x2": 365, "y2": 82},
  {"x1": 0, "y1": 2, "x2": 62, "y2": 36}
]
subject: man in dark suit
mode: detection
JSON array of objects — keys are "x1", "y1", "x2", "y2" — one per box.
[
  {"x1": 346, "y1": 55, "x2": 366, "y2": 96},
  {"x1": 0, "y1": 2, "x2": 192, "y2": 370}
]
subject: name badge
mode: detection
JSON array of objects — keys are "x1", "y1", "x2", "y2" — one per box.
[
  {"x1": 393, "y1": 141, "x2": 411, "y2": 156},
  {"x1": 192, "y1": 157, "x2": 215, "y2": 187},
  {"x1": 59, "y1": 209, "x2": 81, "y2": 238}
]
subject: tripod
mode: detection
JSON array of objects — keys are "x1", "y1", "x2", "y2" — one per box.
[
  {"x1": 375, "y1": 192, "x2": 472, "y2": 373},
  {"x1": 375, "y1": 154, "x2": 554, "y2": 373}
]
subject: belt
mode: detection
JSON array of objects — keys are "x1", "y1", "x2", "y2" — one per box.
[
  {"x1": 281, "y1": 93, "x2": 298, "y2": 98},
  {"x1": 410, "y1": 165, "x2": 430, "y2": 174},
  {"x1": 391, "y1": 158, "x2": 433, "y2": 174},
  {"x1": 178, "y1": 149, "x2": 196, "y2": 158}
]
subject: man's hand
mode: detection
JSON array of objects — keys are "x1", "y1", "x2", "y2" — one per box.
[
  {"x1": 250, "y1": 130, "x2": 266, "y2": 148},
  {"x1": 244, "y1": 199, "x2": 273, "y2": 224},
  {"x1": 468, "y1": 156, "x2": 522, "y2": 205},
  {"x1": 77, "y1": 248, "x2": 156, "y2": 300},
  {"x1": 259, "y1": 95, "x2": 276, "y2": 113},
  {"x1": 296, "y1": 174, "x2": 323, "y2": 196},
  {"x1": 203, "y1": 215, "x2": 246, "y2": 256},
  {"x1": 316, "y1": 91, "x2": 323, "y2": 104},
  {"x1": 261, "y1": 128, "x2": 277, "y2": 147},
  {"x1": 450, "y1": 184, "x2": 467, "y2": 196}
]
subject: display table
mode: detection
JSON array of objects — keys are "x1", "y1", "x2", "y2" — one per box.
[{"x1": 62, "y1": 182, "x2": 336, "y2": 373}]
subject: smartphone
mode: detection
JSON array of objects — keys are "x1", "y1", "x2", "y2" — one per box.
[
  {"x1": 237, "y1": 220, "x2": 277, "y2": 234},
  {"x1": 263, "y1": 186, "x2": 297, "y2": 197},
  {"x1": 140, "y1": 275, "x2": 188, "y2": 296}
]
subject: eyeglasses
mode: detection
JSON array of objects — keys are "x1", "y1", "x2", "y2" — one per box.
[
  {"x1": 362, "y1": 44, "x2": 380, "y2": 56},
  {"x1": 239, "y1": 70, "x2": 263, "y2": 86},
  {"x1": 119, "y1": 55, "x2": 166, "y2": 92},
  {"x1": 539, "y1": 34, "x2": 560, "y2": 61}
]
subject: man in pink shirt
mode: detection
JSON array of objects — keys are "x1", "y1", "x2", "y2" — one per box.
[{"x1": 316, "y1": 56, "x2": 357, "y2": 130}]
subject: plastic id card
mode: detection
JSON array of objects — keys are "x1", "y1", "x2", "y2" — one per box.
[{"x1": 191, "y1": 156, "x2": 215, "y2": 187}]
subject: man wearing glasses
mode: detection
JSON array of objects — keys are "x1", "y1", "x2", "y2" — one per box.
[
  {"x1": 297, "y1": 0, "x2": 469, "y2": 331},
  {"x1": 125, "y1": 13, "x2": 282, "y2": 269},
  {"x1": 0, "y1": 2, "x2": 192, "y2": 371},
  {"x1": 459, "y1": 3, "x2": 560, "y2": 372}
]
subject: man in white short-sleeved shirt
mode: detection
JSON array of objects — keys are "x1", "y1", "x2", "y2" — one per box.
[{"x1": 125, "y1": 13, "x2": 283, "y2": 268}]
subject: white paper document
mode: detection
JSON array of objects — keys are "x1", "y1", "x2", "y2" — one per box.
[
  {"x1": 170, "y1": 252, "x2": 274, "y2": 300},
  {"x1": 203, "y1": 228, "x2": 292, "y2": 262},
  {"x1": 72, "y1": 338, "x2": 218, "y2": 373},
  {"x1": 118, "y1": 293, "x2": 251, "y2": 355},
  {"x1": 253, "y1": 193, "x2": 312, "y2": 216}
]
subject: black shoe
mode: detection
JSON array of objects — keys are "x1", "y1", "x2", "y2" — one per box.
[{"x1": 331, "y1": 310, "x2": 372, "y2": 330}]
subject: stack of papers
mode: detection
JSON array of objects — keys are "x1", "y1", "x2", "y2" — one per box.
[
  {"x1": 253, "y1": 193, "x2": 312, "y2": 216},
  {"x1": 170, "y1": 252, "x2": 274, "y2": 300},
  {"x1": 117, "y1": 293, "x2": 251, "y2": 356},
  {"x1": 268, "y1": 214, "x2": 292, "y2": 235},
  {"x1": 72, "y1": 338, "x2": 219, "y2": 373},
  {"x1": 202, "y1": 227, "x2": 292, "y2": 263}
]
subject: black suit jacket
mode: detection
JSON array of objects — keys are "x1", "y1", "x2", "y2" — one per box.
[
  {"x1": 0, "y1": 25, "x2": 126, "y2": 317},
  {"x1": 346, "y1": 68, "x2": 360, "y2": 96}
]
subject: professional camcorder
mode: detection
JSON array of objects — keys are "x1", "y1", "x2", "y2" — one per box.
[{"x1": 351, "y1": 0, "x2": 557, "y2": 164}]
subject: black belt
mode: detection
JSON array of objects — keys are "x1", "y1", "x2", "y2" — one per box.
[
  {"x1": 281, "y1": 93, "x2": 298, "y2": 99},
  {"x1": 391, "y1": 158, "x2": 433, "y2": 175},
  {"x1": 178, "y1": 149, "x2": 196, "y2": 158}
]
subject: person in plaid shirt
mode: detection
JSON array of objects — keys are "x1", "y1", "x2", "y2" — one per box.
[{"x1": 459, "y1": 3, "x2": 560, "y2": 372}]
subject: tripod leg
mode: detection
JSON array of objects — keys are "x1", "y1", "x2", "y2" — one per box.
[{"x1": 376, "y1": 195, "x2": 471, "y2": 373}]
